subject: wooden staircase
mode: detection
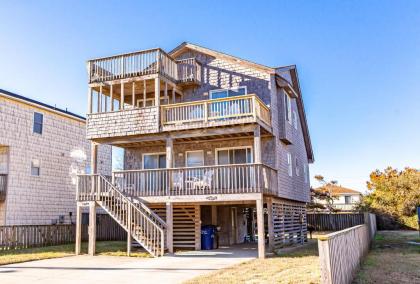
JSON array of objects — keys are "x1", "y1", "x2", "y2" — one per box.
[{"x1": 77, "y1": 174, "x2": 166, "y2": 257}]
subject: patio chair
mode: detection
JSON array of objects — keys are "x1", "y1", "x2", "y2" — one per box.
[{"x1": 193, "y1": 170, "x2": 214, "y2": 190}]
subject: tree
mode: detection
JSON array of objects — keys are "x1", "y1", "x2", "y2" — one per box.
[
  {"x1": 362, "y1": 167, "x2": 420, "y2": 229},
  {"x1": 307, "y1": 175, "x2": 339, "y2": 212}
]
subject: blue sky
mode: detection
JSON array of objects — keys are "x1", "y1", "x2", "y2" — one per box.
[{"x1": 0, "y1": 1, "x2": 419, "y2": 192}]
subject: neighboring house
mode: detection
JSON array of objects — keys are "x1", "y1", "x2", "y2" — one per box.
[
  {"x1": 76, "y1": 42, "x2": 314, "y2": 259},
  {"x1": 0, "y1": 89, "x2": 111, "y2": 225},
  {"x1": 313, "y1": 185, "x2": 362, "y2": 211}
]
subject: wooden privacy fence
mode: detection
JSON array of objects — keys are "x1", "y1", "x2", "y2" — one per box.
[
  {"x1": 307, "y1": 213, "x2": 365, "y2": 231},
  {"x1": 0, "y1": 215, "x2": 126, "y2": 251},
  {"x1": 318, "y1": 213, "x2": 377, "y2": 284}
]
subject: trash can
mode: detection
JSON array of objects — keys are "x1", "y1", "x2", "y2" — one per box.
[{"x1": 201, "y1": 225, "x2": 215, "y2": 250}]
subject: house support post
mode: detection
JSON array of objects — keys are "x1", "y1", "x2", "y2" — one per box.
[
  {"x1": 88, "y1": 201, "x2": 97, "y2": 256},
  {"x1": 256, "y1": 197, "x2": 265, "y2": 259},
  {"x1": 91, "y1": 142, "x2": 98, "y2": 174},
  {"x1": 75, "y1": 203, "x2": 82, "y2": 255},
  {"x1": 166, "y1": 202, "x2": 173, "y2": 253},
  {"x1": 155, "y1": 77, "x2": 161, "y2": 127},
  {"x1": 267, "y1": 197, "x2": 274, "y2": 252}
]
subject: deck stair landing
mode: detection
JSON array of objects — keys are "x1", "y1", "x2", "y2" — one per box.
[{"x1": 77, "y1": 174, "x2": 166, "y2": 257}]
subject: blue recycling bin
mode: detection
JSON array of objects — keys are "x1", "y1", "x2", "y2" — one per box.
[{"x1": 201, "y1": 225, "x2": 215, "y2": 250}]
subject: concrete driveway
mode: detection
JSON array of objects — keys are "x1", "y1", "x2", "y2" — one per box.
[{"x1": 0, "y1": 244, "x2": 257, "y2": 284}]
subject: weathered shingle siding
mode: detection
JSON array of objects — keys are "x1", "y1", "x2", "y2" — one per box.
[
  {"x1": 175, "y1": 51, "x2": 271, "y2": 105},
  {"x1": 87, "y1": 107, "x2": 159, "y2": 139},
  {"x1": 0, "y1": 96, "x2": 111, "y2": 225}
]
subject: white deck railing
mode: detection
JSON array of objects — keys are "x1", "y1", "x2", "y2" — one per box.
[
  {"x1": 88, "y1": 49, "x2": 201, "y2": 84},
  {"x1": 112, "y1": 163, "x2": 277, "y2": 197},
  {"x1": 161, "y1": 94, "x2": 271, "y2": 127}
]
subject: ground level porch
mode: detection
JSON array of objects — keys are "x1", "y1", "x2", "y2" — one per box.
[{"x1": 78, "y1": 195, "x2": 307, "y2": 259}]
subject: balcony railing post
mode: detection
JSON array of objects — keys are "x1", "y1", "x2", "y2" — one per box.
[
  {"x1": 252, "y1": 95, "x2": 257, "y2": 121},
  {"x1": 156, "y1": 50, "x2": 161, "y2": 74},
  {"x1": 204, "y1": 102, "x2": 208, "y2": 123}
]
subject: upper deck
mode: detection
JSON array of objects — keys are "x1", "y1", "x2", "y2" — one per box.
[{"x1": 88, "y1": 48, "x2": 201, "y2": 86}]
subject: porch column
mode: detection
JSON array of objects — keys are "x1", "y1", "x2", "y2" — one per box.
[
  {"x1": 87, "y1": 87, "x2": 93, "y2": 114},
  {"x1": 75, "y1": 203, "x2": 82, "y2": 255},
  {"x1": 166, "y1": 202, "x2": 174, "y2": 253},
  {"x1": 154, "y1": 77, "x2": 161, "y2": 107},
  {"x1": 110, "y1": 84, "x2": 114, "y2": 111},
  {"x1": 127, "y1": 206, "x2": 132, "y2": 256},
  {"x1": 88, "y1": 201, "x2": 97, "y2": 256},
  {"x1": 120, "y1": 82, "x2": 125, "y2": 110},
  {"x1": 267, "y1": 197, "x2": 275, "y2": 252},
  {"x1": 166, "y1": 137, "x2": 173, "y2": 168},
  {"x1": 256, "y1": 197, "x2": 265, "y2": 259},
  {"x1": 254, "y1": 125, "x2": 262, "y2": 163},
  {"x1": 91, "y1": 142, "x2": 98, "y2": 174}
]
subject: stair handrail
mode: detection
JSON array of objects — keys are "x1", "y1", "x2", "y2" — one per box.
[{"x1": 88, "y1": 174, "x2": 166, "y2": 256}]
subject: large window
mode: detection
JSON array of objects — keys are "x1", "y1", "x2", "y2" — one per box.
[
  {"x1": 216, "y1": 147, "x2": 252, "y2": 165},
  {"x1": 186, "y1": 151, "x2": 204, "y2": 167},
  {"x1": 209, "y1": 86, "x2": 247, "y2": 99},
  {"x1": 143, "y1": 153, "x2": 166, "y2": 169},
  {"x1": 33, "y1": 112, "x2": 43, "y2": 134},
  {"x1": 31, "y1": 159, "x2": 40, "y2": 176}
]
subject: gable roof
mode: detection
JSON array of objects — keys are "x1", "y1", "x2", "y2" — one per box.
[
  {"x1": 169, "y1": 42, "x2": 275, "y2": 73},
  {"x1": 0, "y1": 89, "x2": 85, "y2": 122},
  {"x1": 171, "y1": 42, "x2": 314, "y2": 162},
  {"x1": 314, "y1": 185, "x2": 362, "y2": 196}
]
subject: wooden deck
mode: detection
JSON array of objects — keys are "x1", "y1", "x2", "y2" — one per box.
[
  {"x1": 86, "y1": 94, "x2": 272, "y2": 140},
  {"x1": 112, "y1": 163, "x2": 277, "y2": 198},
  {"x1": 88, "y1": 48, "x2": 201, "y2": 85}
]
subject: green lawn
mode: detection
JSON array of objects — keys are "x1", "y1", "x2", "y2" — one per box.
[
  {"x1": 354, "y1": 231, "x2": 420, "y2": 284},
  {"x1": 0, "y1": 241, "x2": 150, "y2": 265},
  {"x1": 185, "y1": 240, "x2": 321, "y2": 284}
]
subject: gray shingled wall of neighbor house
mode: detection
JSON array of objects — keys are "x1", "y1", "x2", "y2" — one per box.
[
  {"x1": 86, "y1": 107, "x2": 159, "y2": 139},
  {"x1": 0, "y1": 96, "x2": 112, "y2": 225}
]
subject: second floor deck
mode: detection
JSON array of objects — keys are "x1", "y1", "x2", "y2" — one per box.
[{"x1": 86, "y1": 94, "x2": 272, "y2": 141}]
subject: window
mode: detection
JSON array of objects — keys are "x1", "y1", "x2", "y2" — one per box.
[
  {"x1": 33, "y1": 112, "x2": 43, "y2": 134},
  {"x1": 303, "y1": 164, "x2": 308, "y2": 183},
  {"x1": 137, "y1": 98, "x2": 168, "y2": 107},
  {"x1": 209, "y1": 86, "x2": 247, "y2": 99},
  {"x1": 31, "y1": 159, "x2": 40, "y2": 176},
  {"x1": 143, "y1": 153, "x2": 166, "y2": 169},
  {"x1": 295, "y1": 157, "x2": 300, "y2": 176},
  {"x1": 186, "y1": 151, "x2": 204, "y2": 167},
  {"x1": 293, "y1": 110, "x2": 298, "y2": 129},
  {"x1": 287, "y1": 153, "x2": 292, "y2": 176},
  {"x1": 284, "y1": 94, "x2": 292, "y2": 123},
  {"x1": 344, "y1": 196, "x2": 352, "y2": 204},
  {"x1": 216, "y1": 147, "x2": 252, "y2": 165}
]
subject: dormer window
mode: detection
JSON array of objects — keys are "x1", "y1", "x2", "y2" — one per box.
[{"x1": 209, "y1": 86, "x2": 247, "y2": 99}]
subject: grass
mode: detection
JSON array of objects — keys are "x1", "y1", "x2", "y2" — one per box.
[
  {"x1": 185, "y1": 240, "x2": 321, "y2": 284},
  {"x1": 354, "y1": 230, "x2": 420, "y2": 284},
  {"x1": 0, "y1": 241, "x2": 150, "y2": 266}
]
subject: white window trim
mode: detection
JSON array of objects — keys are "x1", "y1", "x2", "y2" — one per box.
[
  {"x1": 285, "y1": 94, "x2": 292, "y2": 123},
  {"x1": 215, "y1": 146, "x2": 253, "y2": 165},
  {"x1": 287, "y1": 153, "x2": 292, "y2": 176},
  {"x1": 293, "y1": 110, "x2": 298, "y2": 129},
  {"x1": 142, "y1": 152, "x2": 166, "y2": 169},
  {"x1": 31, "y1": 158, "x2": 41, "y2": 177},
  {"x1": 209, "y1": 86, "x2": 248, "y2": 99},
  {"x1": 33, "y1": 111, "x2": 44, "y2": 135},
  {"x1": 185, "y1": 150, "x2": 204, "y2": 167}
]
